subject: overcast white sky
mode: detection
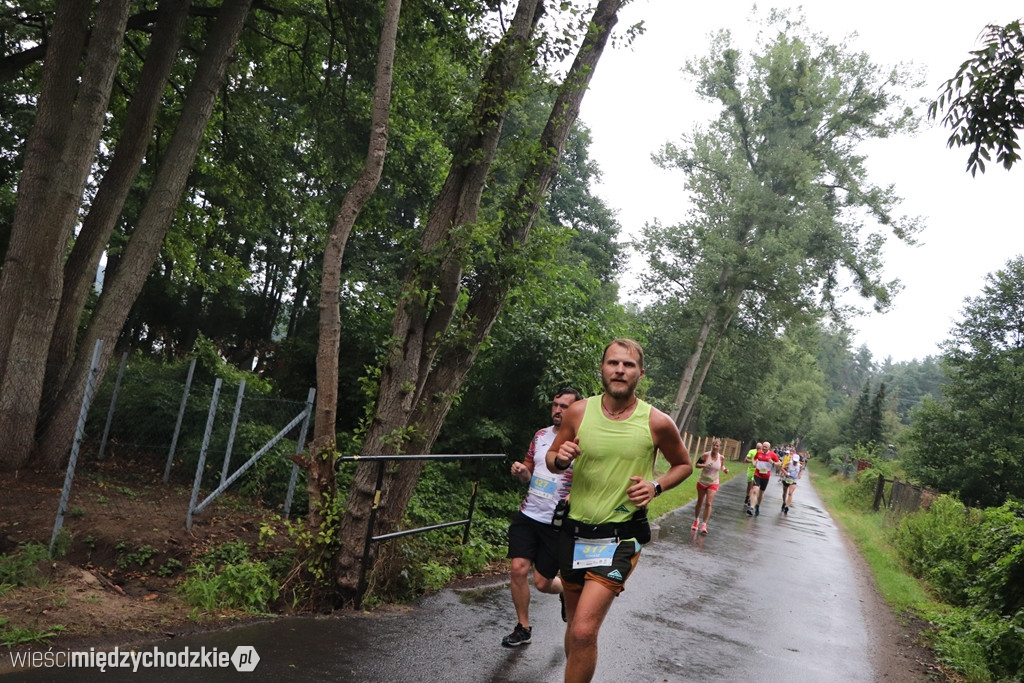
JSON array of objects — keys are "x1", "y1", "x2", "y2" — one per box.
[{"x1": 577, "y1": 0, "x2": 1024, "y2": 364}]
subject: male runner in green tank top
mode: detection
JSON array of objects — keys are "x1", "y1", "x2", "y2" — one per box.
[{"x1": 546, "y1": 338, "x2": 692, "y2": 683}]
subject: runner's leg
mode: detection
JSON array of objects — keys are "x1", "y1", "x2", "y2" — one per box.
[
  {"x1": 510, "y1": 556, "x2": 533, "y2": 627},
  {"x1": 564, "y1": 581, "x2": 615, "y2": 683}
]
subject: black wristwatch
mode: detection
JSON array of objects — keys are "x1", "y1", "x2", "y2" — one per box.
[{"x1": 652, "y1": 481, "x2": 663, "y2": 497}]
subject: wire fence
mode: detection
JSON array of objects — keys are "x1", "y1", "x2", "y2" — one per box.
[{"x1": 17, "y1": 342, "x2": 317, "y2": 554}]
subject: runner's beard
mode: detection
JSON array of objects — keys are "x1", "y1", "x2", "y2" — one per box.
[{"x1": 602, "y1": 374, "x2": 638, "y2": 400}]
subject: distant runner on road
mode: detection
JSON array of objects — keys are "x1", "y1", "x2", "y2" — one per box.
[
  {"x1": 691, "y1": 438, "x2": 729, "y2": 535},
  {"x1": 744, "y1": 442, "x2": 762, "y2": 511},
  {"x1": 749, "y1": 441, "x2": 781, "y2": 517},
  {"x1": 780, "y1": 451, "x2": 802, "y2": 514}
]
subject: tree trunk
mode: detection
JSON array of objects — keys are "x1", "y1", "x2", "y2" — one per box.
[
  {"x1": 677, "y1": 329, "x2": 726, "y2": 433},
  {"x1": 0, "y1": 0, "x2": 131, "y2": 470},
  {"x1": 43, "y1": 0, "x2": 191, "y2": 410},
  {"x1": 672, "y1": 285, "x2": 726, "y2": 427},
  {"x1": 332, "y1": 0, "x2": 624, "y2": 606},
  {"x1": 306, "y1": 0, "x2": 403, "y2": 532},
  {"x1": 34, "y1": 0, "x2": 253, "y2": 468},
  {"x1": 331, "y1": 0, "x2": 545, "y2": 604}
]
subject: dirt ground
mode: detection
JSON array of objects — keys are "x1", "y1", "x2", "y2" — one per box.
[
  {"x1": 0, "y1": 459, "x2": 282, "y2": 672},
  {"x1": 1, "y1": 460, "x2": 954, "y2": 681},
  {"x1": 839, "y1": 528, "x2": 956, "y2": 681}
]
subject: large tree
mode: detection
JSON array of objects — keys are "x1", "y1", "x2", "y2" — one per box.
[
  {"x1": 330, "y1": 0, "x2": 626, "y2": 606},
  {"x1": 0, "y1": 1, "x2": 480, "y2": 471},
  {"x1": 0, "y1": 0, "x2": 135, "y2": 465},
  {"x1": 304, "y1": 0, "x2": 403, "y2": 532},
  {"x1": 903, "y1": 256, "x2": 1024, "y2": 507},
  {"x1": 0, "y1": 0, "x2": 254, "y2": 469},
  {"x1": 633, "y1": 11, "x2": 921, "y2": 431}
]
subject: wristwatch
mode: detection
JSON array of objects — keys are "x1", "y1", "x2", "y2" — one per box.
[{"x1": 652, "y1": 481, "x2": 662, "y2": 497}]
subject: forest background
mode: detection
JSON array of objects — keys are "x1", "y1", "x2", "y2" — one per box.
[{"x1": 1, "y1": 3, "x2": 1023, "y2": 681}]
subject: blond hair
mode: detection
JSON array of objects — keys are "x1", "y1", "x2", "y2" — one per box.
[{"x1": 603, "y1": 338, "x2": 645, "y2": 370}]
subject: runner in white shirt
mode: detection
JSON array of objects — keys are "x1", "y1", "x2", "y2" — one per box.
[
  {"x1": 501, "y1": 388, "x2": 582, "y2": 648},
  {"x1": 780, "y1": 452, "x2": 802, "y2": 514},
  {"x1": 691, "y1": 438, "x2": 729, "y2": 535}
]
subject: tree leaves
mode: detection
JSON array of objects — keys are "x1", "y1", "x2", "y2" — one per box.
[{"x1": 929, "y1": 20, "x2": 1024, "y2": 176}]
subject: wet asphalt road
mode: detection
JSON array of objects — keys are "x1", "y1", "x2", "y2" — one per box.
[{"x1": 8, "y1": 472, "x2": 878, "y2": 682}]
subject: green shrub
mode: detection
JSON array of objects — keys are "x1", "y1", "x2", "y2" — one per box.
[
  {"x1": 929, "y1": 606, "x2": 1024, "y2": 683},
  {"x1": 965, "y1": 501, "x2": 1024, "y2": 617},
  {"x1": 196, "y1": 540, "x2": 249, "y2": 568},
  {"x1": 157, "y1": 558, "x2": 185, "y2": 577},
  {"x1": 179, "y1": 541, "x2": 280, "y2": 614},
  {"x1": 890, "y1": 496, "x2": 978, "y2": 605},
  {"x1": 417, "y1": 560, "x2": 455, "y2": 593},
  {"x1": 116, "y1": 544, "x2": 158, "y2": 570}
]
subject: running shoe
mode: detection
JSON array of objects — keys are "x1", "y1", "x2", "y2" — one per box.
[
  {"x1": 691, "y1": 519, "x2": 700, "y2": 531},
  {"x1": 502, "y1": 623, "x2": 532, "y2": 647},
  {"x1": 744, "y1": 496, "x2": 750, "y2": 506},
  {"x1": 559, "y1": 592, "x2": 566, "y2": 622},
  {"x1": 754, "y1": 505, "x2": 760, "y2": 517},
  {"x1": 699, "y1": 523, "x2": 708, "y2": 535},
  {"x1": 745, "y1": 506, "x2": 753, "y2": 516},
  {"x1": 783, "y1": 505, "x2": 789, "y2": 514}
]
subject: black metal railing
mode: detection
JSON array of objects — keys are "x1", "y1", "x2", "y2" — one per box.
[{"x1": 337, "y1": 453, "x2": 505, "y2": 608}]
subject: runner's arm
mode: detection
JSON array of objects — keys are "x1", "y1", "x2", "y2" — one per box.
[
  {"x1": 514, "y1": 435, "x2": 540, "y2": 482},
  {"x1": 628, "y1": 408, "x2": 692, "y2": 506},
  {"x1": 546, "y1": 399, "x2": 585, "y2": 472}
]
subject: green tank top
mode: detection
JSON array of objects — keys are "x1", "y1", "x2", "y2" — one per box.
[{"x1": 569, "y1": 396, "x2": 655, "y2": 525}]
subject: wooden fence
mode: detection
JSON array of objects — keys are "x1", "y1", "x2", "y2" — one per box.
[
  {"x1": 681, "y1": 434, "x2": 743, "y2": 462},
  {"x1": 871, "y1": 474, "x2": 939, "y2": 516}
]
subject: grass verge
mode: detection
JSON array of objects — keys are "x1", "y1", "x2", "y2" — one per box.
[{"x1": 807, "y1": 460, "x2": 939, "y2": 615}]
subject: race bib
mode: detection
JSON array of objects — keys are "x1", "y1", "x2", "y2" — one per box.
[
  {"x1": 755, "y1": 460, "x2": 772, "y2": 473},
  {"x1": 572, "y1": 537, "x2": 617, "y2": 569},
  {"x1": 528, "y1": 473, "x2": 558, "y2": 500}
]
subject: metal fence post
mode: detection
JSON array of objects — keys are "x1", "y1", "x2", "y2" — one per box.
[
  {"x1": 463, "y1": 481, "x2": 480, "y2": 544},
  {"x1": 356, "y1": 459, "x2": 388, "y2": 609},
  {"x1": 220, "y1": 380, "x2": 246, "y2": 487},
  {"x1": 50, "y1": 339, "x2": 104, "y2": 557},
  {"x1": 97, "y1": 351, "x2": 128, "y2": 460},
  {"x1": 282, "y1": 387, "x2": 316, "y2": 518},
  {"x1": 164, "y1": 357, "x2": 197, "y2": 483},
  {"x1": 186, "y1": 378, "x2": 222, "y2": 530}
]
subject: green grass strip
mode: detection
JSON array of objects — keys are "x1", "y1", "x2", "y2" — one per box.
[{"x1": 807, "y1": 460, "x2": 939, "y2": 615}]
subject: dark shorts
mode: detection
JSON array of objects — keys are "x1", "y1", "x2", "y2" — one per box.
[
  {"x1": 507, "y1": 511, "x2": 560, "y2": 580},
  {"x1": 782, "y1": 477, "x2": 797, "y2": 486},
  {"x1": 753, "y1": 475, "x2": 770, "y2": 491},
  {"x1": 557, "y1": 523, "x2": 641, "y2": 596}
]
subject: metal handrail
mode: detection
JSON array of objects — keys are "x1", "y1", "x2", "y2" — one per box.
[{"x1": 336, "y1": 453, "x2": 506, "y2": 608}]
